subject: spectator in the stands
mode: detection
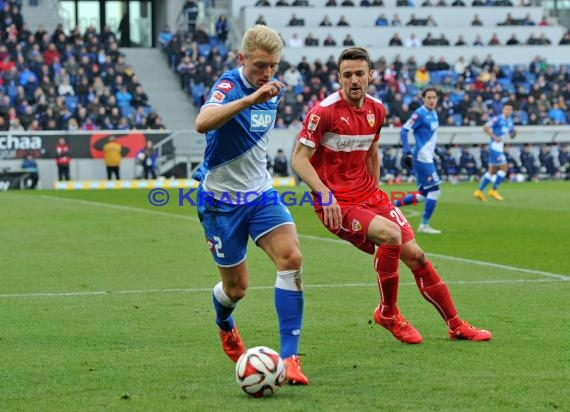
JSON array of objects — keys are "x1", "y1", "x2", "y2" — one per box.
[
  {"x1": 506, "y1": 34, "x2": 520, "y2": 45},
  {"x1": 471, "y1": 14, "x2": 483, "y2": 26},
  {"x1": 341, "y1": 0, "x2": 355, "y2": 5},
  {"x1": 405, "y1": 33, "x2": 421, "y2": 48},
  {"x1": 323, "y1": 34, "x2": 337, "y2": 46},
  {"x1": 459, "y1": 147, "x2": 478, "y2": 178},
  {"x1": 288, "y1": 33, "x2": 304, "y2": 47},
  {"x1": 389, "y1": 33, "x2": 403, "y2": 46},
  {"x1": 215, "y1": 14, "x2": 229, "y2": 43},
  {"x1": 539, "y1": 145, "x2": 557, "y2": 177},
  {"x1": 275, "y1": 0, "x2": 290, "y2": 5},
  {"x1": 303, "y1": 32, "x2": 318, "y2": 46},
  {"x1": 342, "y1": 34, "x2": 355, "y2": 46},
  {"x1": 337, "y1": 15, "x2": 350, "y2": 26},
  {"x1": 488, "y1": 33, "x2": 501, "y2": 46},
  {"x1": 391, "y1": 13, "x2": 402, "y2": 26},
  {"x1": 158, "y1": 25, "x2": 173, "y2": 50},
  {"x1": 288, "y1": 13, "x2": 305, "y2": 26},
  {"x1": 320, "y1": 15, "x2": 333, "y2": 26},
  {"x1": 255, "y1": 0, "x2": 271, "y2": 5},
  {"x1": 193, "y1": 24, "x2": 209, "y2": 44},
  {"x1": 520, "y1": 143, "x2": 538, "y2": 180},
  {"x1": 375, "y1": 14, "x2": 389, "y2": 26},
  {"x1": 325, "y1": 0, "x2": 338, "y2": 5},
  {"x1": 255, "y1": 15, "x2": 267, "y2": 25},
  {"x1": 454, "y1": 35, "x2": 467, "y2": 46}
]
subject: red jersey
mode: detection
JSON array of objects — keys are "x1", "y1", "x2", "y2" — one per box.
[
  {"x1": 56, "y1": 143, "x2": 71, "y2": 166},
  {"x1": 297, "y1": 91, "x2": 386, "y2": 204}
]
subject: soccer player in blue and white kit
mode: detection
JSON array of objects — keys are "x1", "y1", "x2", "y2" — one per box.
[
  {"x1": 474, "y1": 102, "x2": 516, "y2": 202},
  {"x1": 395, "y1": 88, "x2": 443, "y2": 234},
  {"x1": 193, "y1": 25, "x2": 308, "y2": 384}
]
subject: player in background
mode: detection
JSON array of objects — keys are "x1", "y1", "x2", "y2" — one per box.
[
  {"x1": 474, "y1": 102, "x2": 517, "y2": 201},
  {"x1": 291, "y1": 47, "x2": 492, "y2": 345},
  {"x1": 394, "y1": 88, "x2": 442, "y2": 234},
  {"x1": 193, "y1": 25, "x2": 308, "y2": 385}
]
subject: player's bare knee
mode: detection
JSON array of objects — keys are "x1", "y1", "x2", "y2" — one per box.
[
  {"x1": 276, "y1": 269, "x2": 303, "y2": 291},
  {"x1": 384, "y1": 223, "x2": 402, "y2": 245},
  {"x1": 402, "y1": 248, "x2": 426, "y2": 269},
  {"x1": 226, "y1": 287, "x2": 247, "y2": 302},
  {"x1": 279, "y1": 248, "x2": 303, "y2": 271}
]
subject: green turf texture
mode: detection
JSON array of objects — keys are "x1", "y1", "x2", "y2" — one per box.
[{"x1": 1, "y1": 181, "x2": 569, "y2": 411}]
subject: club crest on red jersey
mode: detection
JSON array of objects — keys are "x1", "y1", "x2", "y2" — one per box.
[
  {"x1": 352, "y1": 219, "x2": 362, "y2": 232},
  {"x1": 367, "y1": 113, "x2": 375, "y2": 127}
]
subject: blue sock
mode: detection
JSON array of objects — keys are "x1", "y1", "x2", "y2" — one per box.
[
  {"x1": 493, "y1": 174, "x2": 505, "y2": 190},
  {"x1": 274, "y1": 287, "x2": 304, "y2": 359},
  {"x1": 396, "y1": 194, "x2": 422, "y2": 207},
  {"x1": 212, "y1": 285, "x2": 235, "y2": 332},
  {"x1": 479, "y1": 175, "x2": 491, "y2": 191},
  {"x1": 422, "y1": 198, "x2": 437, "y2": 225}
]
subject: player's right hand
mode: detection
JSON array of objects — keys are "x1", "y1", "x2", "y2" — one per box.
[
  {"x1": 250, "y1": 80, "x2": 283, "y2": 105},
  {"x1": 403, "y1": 152, "x2": 413, "y2": 169},
  {"x1": 320, "y1": 191, "x2": 342, "y2": 230}
]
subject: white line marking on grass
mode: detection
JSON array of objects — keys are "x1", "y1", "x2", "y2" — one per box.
[
  {"x1": 40, "y1": 195, "x2": 570, "y2": 281},
  {"x1": 0, "y1": 278, "x2": 567, "y2": 299},
  {"x1": 298, "y1": 235, "x2": 570, "y2": 280}
]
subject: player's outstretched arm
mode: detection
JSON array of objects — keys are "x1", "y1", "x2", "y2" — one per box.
[
  {"x1": 195, "y1": 80, "x2": 284, "y2": 133},
  {"x1": 291, "y1": 142, "x2": 342, "y2": 230}
]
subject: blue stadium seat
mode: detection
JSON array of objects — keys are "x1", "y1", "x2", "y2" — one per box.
[
  {"x1": 198, "y1": 44, "x2": 211, "y2": 57},
  {"x1": 65, "y1": 96, "x2": 79, "y2": 112},
  {"x1": 191, "y1": 83, "x2": 205, "y2": 106},
  {"x1": 120, "y1": 105, "x2": 135, "y2": 119},
  {"x1": 452, "y1": 113, "x2": 463, "y2": 126}
]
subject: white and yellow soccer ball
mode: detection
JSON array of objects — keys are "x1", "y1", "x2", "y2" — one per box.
[{"x1": 235, "y1": 346, "x2": 285, "y2": 397}]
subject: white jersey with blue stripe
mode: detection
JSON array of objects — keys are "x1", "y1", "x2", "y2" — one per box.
[
  {"x1": 197, "y1": 67, "x2": 282, "y2": 202},
  {"x1": 402, "y1": 105, "x2": 439, "y2": 164},
  {"x1": 485, "y1": 115, "x2": 515, "y2": 153}
]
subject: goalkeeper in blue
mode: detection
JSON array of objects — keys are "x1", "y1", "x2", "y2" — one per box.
[
  {"x1": 474, "y1": 102, "x2": 516, "y2": 202},
  {"x1": 394, "y1": 88, "x2": 443, "y2": 234}
]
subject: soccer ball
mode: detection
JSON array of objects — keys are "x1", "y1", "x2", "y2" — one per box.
[{"x1": 235, "y1": 346, "x2": 285, "y2": 397}]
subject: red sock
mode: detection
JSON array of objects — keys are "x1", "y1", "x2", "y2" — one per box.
[
  {"x1": 412, "y1": 260, "x2": 461, "y2": 329},
  {"x1": 374, "y1": 244, "x2": 402, "y2": 317}
]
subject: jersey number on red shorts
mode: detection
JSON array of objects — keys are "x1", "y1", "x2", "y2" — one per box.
[{"x1": 389, "y1": 208, "x2": 408, "y2": 227}]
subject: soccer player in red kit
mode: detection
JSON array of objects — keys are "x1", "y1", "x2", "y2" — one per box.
[{"x1": 291, "y1": 47, "x2": 491, "y2": 343}]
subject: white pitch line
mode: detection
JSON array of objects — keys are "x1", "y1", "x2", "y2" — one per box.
[
  {"x1": 39, "y1": 195, "x2": 570, "y2": 281},
  {"x1": 0, "y1": 278, "x2": 566, "y2": 299}
]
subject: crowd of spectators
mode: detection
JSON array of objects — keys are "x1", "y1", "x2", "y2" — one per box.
[
  {"x1": 160, "y1": 13, "x2": 570, "y2": 129},
  {"x1": 381, "y1": 143, "x2": 570, "y2": 183},
  {"x1": 0, "y1": 2, "x2": 164, "y2": 132}
]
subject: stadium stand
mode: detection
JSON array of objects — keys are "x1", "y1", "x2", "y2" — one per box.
[{"x1": 0, "y1": 3, "x2": 164, "y2": 132}]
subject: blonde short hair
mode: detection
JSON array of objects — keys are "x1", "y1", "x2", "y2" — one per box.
[{"x1": 241, "y1": 25, "x2": 284, "y2": 57}]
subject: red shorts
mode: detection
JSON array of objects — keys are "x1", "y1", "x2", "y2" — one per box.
[{"x1": 316, "y1": 191, "x2": 415, "y2": 255}]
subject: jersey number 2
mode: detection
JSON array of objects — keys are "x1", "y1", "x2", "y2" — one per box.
[
  {"x1": 213, "y1": 236, "x2": 225, "y2": 258},
  {"x1": 389, "y1": 208, "x2": 408, "y2": 227}
]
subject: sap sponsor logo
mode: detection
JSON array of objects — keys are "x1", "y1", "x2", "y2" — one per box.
[
  {"x1": 209, "y1": 90, "x2": 226, "y2": 103},
  {"x1": 0, "y1": 135, "x2": 42, "y2": 150},
  {"x1": 250, "y1": 110, "x2": 275, "y2": 132},
  {"x1": 216, "y1": 81, "x2": 234, "y2": 92}
]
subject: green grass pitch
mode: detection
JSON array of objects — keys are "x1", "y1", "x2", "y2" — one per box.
[{"x1": 1, "y1": 181, "x2": 569, "y2": 411}]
